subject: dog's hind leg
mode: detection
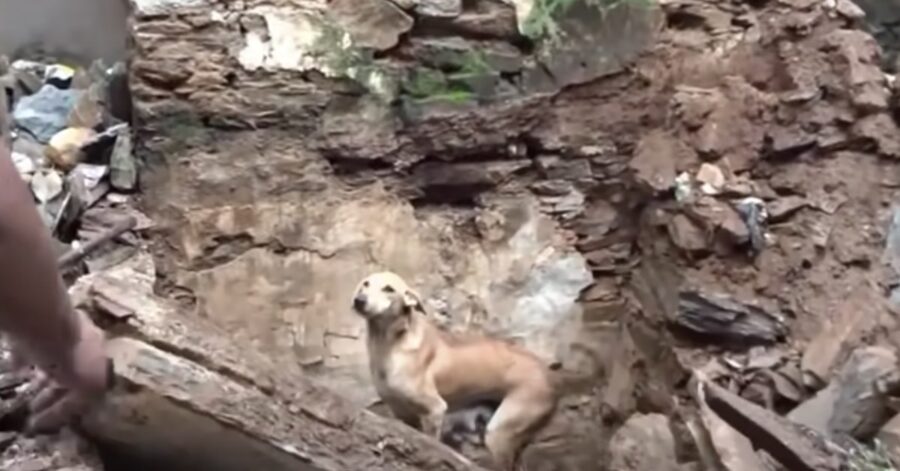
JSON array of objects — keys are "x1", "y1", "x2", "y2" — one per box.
[{"x1": 484, "y1": 387, "x2": 554, "y2": 471}]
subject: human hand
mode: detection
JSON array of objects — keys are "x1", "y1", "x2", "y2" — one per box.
[{"x1": 10, "y1": 309, "x2": 111, "y2": 434}]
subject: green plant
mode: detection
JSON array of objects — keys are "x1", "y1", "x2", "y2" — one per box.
[
  {"x1": 521, "y1": 0, "x2": 656, "y2": 43},
  {"x1": 847, "y1": 440, "x2": 897, "y2": 471}
]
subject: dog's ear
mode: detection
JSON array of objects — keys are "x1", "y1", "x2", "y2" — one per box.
[{"x1": 402, "y1": 288, "x2": 424, "y2": 312}]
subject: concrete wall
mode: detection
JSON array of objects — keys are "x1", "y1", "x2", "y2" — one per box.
[{"x1": 0, "y1": 0, "x2": 129, "y2": 64}]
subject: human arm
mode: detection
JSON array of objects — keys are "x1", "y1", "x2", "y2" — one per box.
[{"x1": 0, "y1": 112, "x2": 108, "y2": 433}]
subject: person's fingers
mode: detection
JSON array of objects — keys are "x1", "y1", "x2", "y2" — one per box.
[
  {"x1": 26, "y1": 391, "x2": 88, "y2": 435},
  {"x1": 29, "y1": 382, "x2": 66, "y2": 415}
]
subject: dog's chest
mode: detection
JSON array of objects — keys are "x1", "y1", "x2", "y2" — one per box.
[{"x1": 370, "y1": 352, "x2": 421, "y2": 400}]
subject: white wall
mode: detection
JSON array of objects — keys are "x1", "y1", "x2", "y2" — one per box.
[{"x1": 0, "y1": 0, "x2": 130, "y2": 64}]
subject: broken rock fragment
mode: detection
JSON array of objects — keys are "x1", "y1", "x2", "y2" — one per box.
[
  {"x1": 697, "y1": 375, "x2": 843, "y2": 471},
  {"x1": 414, "y1": 0, "x2": 463, "y2": 17},
  {"x1": 668, "y1": 214, "x2": 709, "y2": 254},
  {"x1": 329, "y1": 0, "x2": 414, "y2": 51},
  {"x1": 631, "y1": 130, "x2": 686, "y2": 194},
  {"x1": 853, "y1": 113, "x2": 900, "y2": 159},
  {"x1": 767, "y1": 196, "x2": 807, "y2": 223},
  {"x1": 696, "y1": 162, "x2": 725, "y2": 195},
  {"x1": 608, "y1": 413, "x2": 680, "y2": 471},
  {"x1": 109, "y1": 129, "x2": 137, "y2": 191},
  {"x1": 801, "y1": 284, "x2": 883, "y2": 388},
  {"x1": 790, "y1": 346, "x2": 897, "y2": 441},
  {"x1": 676, "y1": 290, "x2": 787, "y2": 346}
]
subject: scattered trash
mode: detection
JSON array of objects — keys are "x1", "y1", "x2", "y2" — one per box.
[
  {"x1": 674, "y1": 171, "x2": 692, "y2": 202},
  {"x1": 736, "y1": 197, "x2": 768, "y2": 255},
  {"x1": 12, "y1": 84, "x2": 81, "y2": 142},
  {"x1": 44, "y1": 64, "x2": 76, "y2": 89}
]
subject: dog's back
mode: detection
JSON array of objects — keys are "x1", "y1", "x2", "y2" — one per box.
[{"x1": 428, "y1": 324, "x2": 555, "y2": 409}]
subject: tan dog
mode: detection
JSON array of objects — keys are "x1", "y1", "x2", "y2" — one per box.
[{"x1": 352, "y1": 272, "x2": 557, "y2": 470}]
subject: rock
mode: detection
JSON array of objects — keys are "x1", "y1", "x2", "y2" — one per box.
[
  {"x1": 825, "y1": 30, "x2": 890, "y2": 113},
  {"x1": 68, "y1": 83, "x2": 107, "y2": 129},
  {"x1": 690, "y1": 372, "x2": 769, "y2": 471},
  {"x1": 9, "y1": 66, "x2": 43, "y2": 96},
  {"x1": 45, "y1": 127, "x2": 97, "y2": 171},
  {"x1": 801, "y1": 284, "x2": 884, "y2": 388},
  {"x1": 668, "y1": 214, "x2": 709, "y2": 254},
  {"x1": 767, "y1": 196, "x2": 807, "y2": 223},
  {"x1": 853, "y1": 113, "x2": 900, "y2": 159},
  {"x1": 608, "y1": 413, "x2": 679, "y2": 471},
  {"x1": 106, "y1": 62, "x2": 132, "y2": 123},
  {"x1": 12, "y1": 84, "x2": 82, "y2": 143},
  {"x1": 877, "y1": 413, "x2": 900, "y2": 465},
  {"x1": 415, "y1": 0, "x2": 462, "y2": 18},
  {"x1": 29, "y1": 169, "x2": 64, "y2": 204},
  {"x1": 696, "y1": 163, "x2": 725, "y2": 195},
  {"x1": 520, "y1": 1, "x2": 663, "y2": 92},
  {"x1": 631, "y1": 130, "x2": 685, "y2": 194},
  {"x1": 676, "y1": 290, "x2": 787, "y2": 346},
  {"x1": 697, "y1": 375, "x2": 843, "y2": 471},
  {"x1": 765, "y1": 126, "x2": 817, "y2": 159},
  {"x1": 329, "y1": 0, "x2": 415, "y2": 51},
  {"x1": 790, "y1": 346, "x2": 897, "y2": 441},
  {"x1": 684, "y1": 197, "x2": 750, "y2": 248},
  {"x1": 834, "y1": 0, "x2": 865, "y2": 21},
  {"x1": 11, "y1": 135, "x2": 47, "y2": 166},
  {"x1": 109, "y1": 130, "x2": 137, "y2": 191},
  {"x1": 72, "y1": 164, "x2": 109, "y2": 190},
  {"x1": 432, "y1": 0, "x2": 518, "y2": 39},
  {"x1": 10, "y1": 152, "x2": 35, "y2": 179}
]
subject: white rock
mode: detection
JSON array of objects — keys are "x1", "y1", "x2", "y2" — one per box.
[
  {"x1": 696, "y1": 162, "x2": 725, "y2": 195},
  {"x1": 73, "y1": 163, "x2": 109, "y2": 189},
  {"x1": 11, "y1": 151, "x2": 35, "y2": 177},
  {"x1": 30, "y1": 169, "x2": 64, "y2": 203}
]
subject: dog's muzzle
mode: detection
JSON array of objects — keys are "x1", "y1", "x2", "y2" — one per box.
[{"x1": 353, "y1": 293, "x2": 367, "y2": 314}]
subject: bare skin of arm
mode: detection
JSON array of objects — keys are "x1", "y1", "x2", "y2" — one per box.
[{"x1": 0, "y1": 99, "x2": 108, "y2": 432}]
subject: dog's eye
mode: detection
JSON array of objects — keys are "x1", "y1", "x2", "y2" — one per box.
[
  {"x1": 383, "y1": 285, "x2": 396, "y2": 293},
  {"x1": 363, "y1": 281, "x2": 369, "y2": 288}
]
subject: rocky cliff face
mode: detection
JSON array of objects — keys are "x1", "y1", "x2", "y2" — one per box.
[{"x1": 130, "y1": 0, "x2": 900, "y2": 468}]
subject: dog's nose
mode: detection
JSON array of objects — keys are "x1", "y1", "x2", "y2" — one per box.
[{"x1": 353, "y1": 294, "x2": 367, "y2": 312}]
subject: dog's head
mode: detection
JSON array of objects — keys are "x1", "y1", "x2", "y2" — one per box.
[{"x1": 352, "y1": 272, "x2": 423, "y2": 320}]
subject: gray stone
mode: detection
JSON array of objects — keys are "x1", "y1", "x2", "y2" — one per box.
[
  {"x1": 109, "y1": 130, "x2": 137, "y2": 191},
  {"x1": 676, "y1": 290, "x2": 787, "y2": 346},
  {"x1": 415, "y1": 0, "x2": 462, "y2": 18},
  {"x1": 522, "y1": 1, "x2": 663, "y2": 91},
  {"x1": 329, "y1": 0, "x2": 414, "y2": 51},
  {"x1": 885, "y1": 204, "x2": 900, "y2": 277},
  {"x1": 790, "y1": 346, "x2": 897, "y2": 441},
  {"x1": 609, "y1": 413, "x2": 679, "y2": 471},
  {"x1": 13, "y1": 84, "x2": 82, "y2": 143}
]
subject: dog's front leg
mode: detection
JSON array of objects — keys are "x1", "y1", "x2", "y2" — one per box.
[
  {"x1": 416, "y1": 382, "x2": 447, "y2": 440},
  {"x1": 420, "y1": 398, "x2": 447, "y2": 440}
]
